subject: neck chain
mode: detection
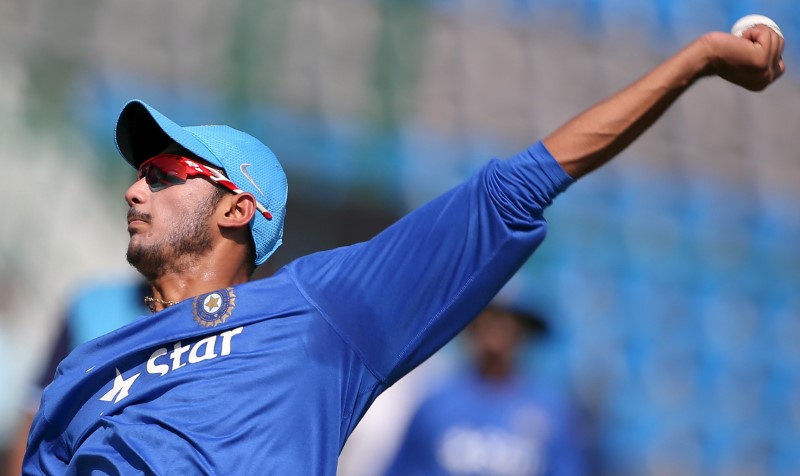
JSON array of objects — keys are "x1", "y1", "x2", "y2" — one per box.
[{"x1": 144, "y1": 296, "x2": 179, "y2": 313}]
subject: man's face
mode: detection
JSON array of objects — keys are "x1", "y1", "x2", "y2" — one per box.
[
  {"x1": 124, "y1": 167, "x2": 222, "y2": 280},
  {"x1": 466, "y1": 308, "x2": 527, "y2": 379}
]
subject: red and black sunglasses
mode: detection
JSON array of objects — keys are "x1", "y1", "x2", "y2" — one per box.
[{"x1": 138, "y1": 154, "x2": 273, "y2": 220}]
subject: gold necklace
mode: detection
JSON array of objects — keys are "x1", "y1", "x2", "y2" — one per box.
[{"x1": 144, "y1": 296, "x2": 179, "y2": 313}]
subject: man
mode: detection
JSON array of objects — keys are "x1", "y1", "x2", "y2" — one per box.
[
  {"x1": 22, "y1": 26, "x2": 783, "y2": 474},
  {"x1": 383, "y1": 302, "x2": 587, "y2": 475}
]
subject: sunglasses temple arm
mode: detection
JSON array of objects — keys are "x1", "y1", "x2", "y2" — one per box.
[
  {"x1": 207, "y1": 172, "x2": 273, "y2": 220},
  {"x1": 255, "y1": 201, "x2": 273, "y2": 220}
]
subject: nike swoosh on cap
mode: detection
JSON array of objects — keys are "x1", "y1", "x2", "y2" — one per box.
[{"x1": 240, "y1": 163, "x2": 265, "y2": 195}]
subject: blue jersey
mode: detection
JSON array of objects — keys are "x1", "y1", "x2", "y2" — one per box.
[
  {"x1": 383, "y1": 371, "x2": 587, "y2": 476},
  {"x1": 23, "y1": 142, "x2": 572, "y2": 475},
  {"x1": 34, "y1": 279, "x2": 149, "y2": 393}
]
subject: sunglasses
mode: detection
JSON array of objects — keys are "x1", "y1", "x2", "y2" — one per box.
[{"x1": 138, "y1": 154, "x2": 273, "y2": 220}]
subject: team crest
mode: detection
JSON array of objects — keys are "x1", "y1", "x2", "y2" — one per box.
[{"x1": 193, "y1": 287, "x2": 236, "y2": 328}]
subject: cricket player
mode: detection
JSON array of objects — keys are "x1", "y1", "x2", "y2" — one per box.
[
  {"x1": 383, "y1": 302, "x2": 587, "y2": 475},
  {"x1": 22, "y1": 26, "x2": 784, "y2": 474}
]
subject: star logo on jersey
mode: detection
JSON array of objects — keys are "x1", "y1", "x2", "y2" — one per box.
[
  {"x1": 193, "y1": 287, "x2": 236, "y2": 328},
  {"x1": 99, "y1": 369, "x2": 141, "y2": 404},
  {"x1": 204, "y1": 294, "x2": 221, "y2": 313}
]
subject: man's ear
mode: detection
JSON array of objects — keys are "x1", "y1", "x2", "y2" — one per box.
[{"x1": 218, "y1": 193, "x2": 256, "y2": 229}]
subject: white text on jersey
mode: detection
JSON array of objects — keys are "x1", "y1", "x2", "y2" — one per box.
[
  {"x1": 99, "y1": 326, "x2": 244, "y2": 404},
  {"x1": 147, "y1": 326, "x2": 244, "y2": 376}
]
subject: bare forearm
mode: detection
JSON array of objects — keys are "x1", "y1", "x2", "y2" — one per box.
[{"x1": 544, "y1": 29, "x2": 784, "y2": 179}]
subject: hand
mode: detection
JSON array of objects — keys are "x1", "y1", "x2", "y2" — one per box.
[
  {"x1": 543, "y1": 25, "x2": 786, "y2": 179},
  {"x1": 703, "y1": 26, "x2": 785, "y2": 91}
]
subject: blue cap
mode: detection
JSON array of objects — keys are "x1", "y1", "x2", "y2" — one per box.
[{"x1": 114, "y1": 99, "x2": 288, "y2": 266}]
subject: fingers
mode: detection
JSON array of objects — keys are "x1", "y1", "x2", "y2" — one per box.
[
  {"x1": 744, "y1": 25, "x2": 784, "y2": 58},
  {"x1": 704, "y1": 29, "x2": 785, "y2": 91},
  {"x1": 740, "y1": 26, "x2": 784, "y2": 82},
  {"x1": 764, "y1": 28, "x2": 785, "y2": 80}
]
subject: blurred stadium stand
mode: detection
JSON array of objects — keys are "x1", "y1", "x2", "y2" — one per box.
[{"x1": 1, "y1": 1, "x2": 798, "y2": 475}]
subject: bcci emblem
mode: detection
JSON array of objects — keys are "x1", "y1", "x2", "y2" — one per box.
[{"x1": 193, "y1": 288, "x2": 236, "y2": 328}]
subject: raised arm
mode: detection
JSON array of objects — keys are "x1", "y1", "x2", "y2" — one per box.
[{"x1": 544, "y1": 26, "x2": 785, "y2": 179}]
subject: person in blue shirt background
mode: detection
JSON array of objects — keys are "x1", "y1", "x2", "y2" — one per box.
[
  {"x1": 22, "y1": 26, "x2": 784, "y2": 475},
  {"x1": 8, "y1": 277, "x2": 149, "y2": 475},
  {"x1": 383, "y1": 301, "x2": 587, "y2": 476}
]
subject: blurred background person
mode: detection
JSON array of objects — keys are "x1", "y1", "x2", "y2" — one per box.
[
  {"x1": 6, "y1": 276, "x2": 149, "y2": 476},
  {"x1": 382, "y1": 300, "x2": 588, "y2": 476}
]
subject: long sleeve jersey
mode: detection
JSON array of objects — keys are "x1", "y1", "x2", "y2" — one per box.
[{"x1": 23, "y1": 141, "x2": 573, "y2": 475}]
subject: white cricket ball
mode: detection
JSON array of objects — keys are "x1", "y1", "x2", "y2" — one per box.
[{"x1": 731, "y1": 14, "x2": 783, "y2": 39}]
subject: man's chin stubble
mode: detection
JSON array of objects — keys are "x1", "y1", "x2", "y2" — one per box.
[
  {"x1": 127, "y1": 244, "x2": 169, "y2": 282},
  {"x1": 127, "y1": 242, "x2": 212, "y2": 281}
]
